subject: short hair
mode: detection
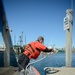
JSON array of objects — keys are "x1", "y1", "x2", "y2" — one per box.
[{"x1": 37, "y1": 36, "x2": 44, "y2": 42}]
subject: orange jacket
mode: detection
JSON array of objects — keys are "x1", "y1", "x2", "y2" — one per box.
[{"x1": 23, "y1": 41, "x2": 46, "y2": 59}]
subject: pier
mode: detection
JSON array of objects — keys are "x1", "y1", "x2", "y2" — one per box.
[
  {"x1": 45, "y1": 67, "x2": 75, "y2": 75},
  {"x1": 45, "y1": 8, "x2": 74, "y2": 75}
]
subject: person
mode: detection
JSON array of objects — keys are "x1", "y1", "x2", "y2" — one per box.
[
  {"x1": 20, "y1": 46, "x2": 24, "y2": 53},
  {"x1": 18, "y1": 36, "x2": 55, "y2": 72}
]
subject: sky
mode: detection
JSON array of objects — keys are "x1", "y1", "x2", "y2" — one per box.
[{"x1": 0, "y1": 0, "x2": 75, "y2": 48}]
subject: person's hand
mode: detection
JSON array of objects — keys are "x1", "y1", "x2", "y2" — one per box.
[
  {"x1": 50, "y1": 52, "x2": 54, "y2": 54},
  {"x1": 49, "y1": 48, "x2": 58, "y2": 54},
  {"x1": 53, "y1": 49, "x2": 58, "y2": 54}
]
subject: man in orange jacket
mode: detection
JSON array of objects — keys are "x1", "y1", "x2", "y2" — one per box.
[{"x1": 18, "y1": 36, "x2": 55, "y2": 72}]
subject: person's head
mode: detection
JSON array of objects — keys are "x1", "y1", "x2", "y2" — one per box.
[{"x1": 37, "y1": 36, "x2": 44, "y2": 44}]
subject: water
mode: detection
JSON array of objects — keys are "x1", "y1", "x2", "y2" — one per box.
[
  {"x1": 31, "y1": 53, "x2": 75, "y2": 75},
  {"x1": 0, "y1": 51, "x2": 75, "y2": 75}
]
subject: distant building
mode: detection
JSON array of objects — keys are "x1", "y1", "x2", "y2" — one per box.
[{"x1": 72, "y1": 47, "x2": 75, "y2": 52}]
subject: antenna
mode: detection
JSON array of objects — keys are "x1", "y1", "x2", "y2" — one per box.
[
  {"x1": 71, "y1": 0, "x2": 73, "y2": 10},
  {"x1": 14, "y1": 34, "x2": 16, "y2": 45},
  {"x1": 21, "y1": 31, "x2": 23, "y2": 46},
  {"x1": 25, "y1": 35, "x2": 26, "y2": 45}
]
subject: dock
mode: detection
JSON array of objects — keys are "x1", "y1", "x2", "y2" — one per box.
[
  {"x1": 0, "y1": 67, "x2": 75, "y2": 75},
  {"x1": 0, "y1": 66, "x2": 18, "y2": 75},
  {"x1": 45, "y1": 67, "x2": 75, "y2": 75}
]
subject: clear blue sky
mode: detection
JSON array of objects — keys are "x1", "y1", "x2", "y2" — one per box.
[{"x1": 1, "y1": 0, "x2": 75, "y2": 48}]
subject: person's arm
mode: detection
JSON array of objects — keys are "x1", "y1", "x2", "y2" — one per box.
[
  {"x1": 43, "y1": 47, "x2": 54, "y2": 52},
  {"x1": 34, "y1": 41, "x2": 54, "y2": 52}
]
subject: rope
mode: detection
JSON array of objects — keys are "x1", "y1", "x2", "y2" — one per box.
[
  {"x1": 26, "y1": 54, "x2": 48, "y2": 70},
  {"x1": 26, "y1": 47, "x2": 58, "y2": 71},
  {"x1": 24, "y1": 47, "x2": 58, "y2": 75}
]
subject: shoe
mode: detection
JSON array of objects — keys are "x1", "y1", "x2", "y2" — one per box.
[
  {"x1": 20, "y1": 69, "x2": 24, "y2": 73},
  {"x1": 18, "y1": 68, "x2": 23, "y2": 72},
  {"x1": 20, "y1": 69, "x2": 25, "y2": 75}
]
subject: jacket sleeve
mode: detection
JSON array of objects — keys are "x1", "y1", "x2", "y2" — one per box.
[
  {"x1": 35, "y1": 42, "x2": 54, "y2": 52},
  {"x1": 43, "y1": 47, "x2": 54, "y2": 52}
]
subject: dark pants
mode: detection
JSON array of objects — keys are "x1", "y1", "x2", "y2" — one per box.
[{"x1": 18, "y1": 53, "x2": 30, "y2": 71}]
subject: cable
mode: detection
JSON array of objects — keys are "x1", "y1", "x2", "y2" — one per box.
[{"x1": 26, "y1": 54, "x2": 48, "y2": 70}]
